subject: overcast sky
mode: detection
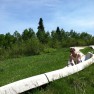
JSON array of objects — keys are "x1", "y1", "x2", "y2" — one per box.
[{"x1": 0, "y1": 0, "x2": 94, "y2": 35}]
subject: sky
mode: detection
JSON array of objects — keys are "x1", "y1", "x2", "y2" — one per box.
[{"x1": 0, "y1": 0, "x2": 94, "y2": 35}]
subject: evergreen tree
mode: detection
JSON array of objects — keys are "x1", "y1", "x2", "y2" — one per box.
[
  {"x1": 38, "y1": 18, "x2": 45, "y2": 31},
  {"x1": 37, "y1": 18, "x2": 45, "y2": 43},
  {"x1": 56, "y1": 27, "x2": 62, "y2": 41}
]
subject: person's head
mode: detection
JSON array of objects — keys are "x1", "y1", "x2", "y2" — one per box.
[{"x1": 70, "y1": 48, "x2": 75, "y2": 53}]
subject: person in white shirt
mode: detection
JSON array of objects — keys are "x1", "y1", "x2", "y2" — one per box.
[{"x1": 69, "y1": 48, "x2": 82, "y2": 66}]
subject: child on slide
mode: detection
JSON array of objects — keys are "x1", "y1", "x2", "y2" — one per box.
[{"x1": 68, "y1": 48, "x2": 82, "y2": 66}]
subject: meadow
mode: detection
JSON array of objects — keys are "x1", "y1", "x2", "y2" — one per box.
[
  {"x1": 0, "y1": 48, "x2": 69, "y2": 87},
  {"x1": 0, "y1": 47, "x2": 94, "y2": 94}
]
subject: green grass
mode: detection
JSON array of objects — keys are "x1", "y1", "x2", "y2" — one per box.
[
  {"x1": 0, "y1": 48, "x2": 69, "y2": 87},
  {"x1": 0, "y1": 47, "x2": 94, "y2": 94},
  {"x1": 23, "y1": 47, "x2": 94, "y2": 94},
  {"x1": 80, "y1": 47, "x2": 94, "y2": 55},
  {"x1": 28, "y1": 64, "x2": 94, "y2": 94}
]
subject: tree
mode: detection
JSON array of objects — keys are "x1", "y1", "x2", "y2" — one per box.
[
  {"x1": 37, "y1": 18, "x2": 46, "y2": 43},
  {"x1": 80, "y1": 32, "x2": 92, "y2": 45},
  {"x1": 38, "y1": 18, "x2": 45, "y2": 31},
  {"x1": 22, "y1": 28, "x2": 35, "y2": 41},
  {"x1": 44, "y1": 32, "x2": 51, "y2": 44},
  {"x1": 4, "y1": 32, "x2": 15, "y2": 48},
  {"x1": 61, "y1": 29, "x2": 65, "y2": 39},
  {"x1": 13, "y1": 31, "x2": 22, "y2": 42},
  {"x1": 56, "y1": 27, "x2": 62, "y2": 41},
  {"x1": 22, "y1": 29, "x2": 29, "y2": 40},
  {"x1": 0, "y1": 34, "x2": 5, "y2": 48},
  {"x1": 51, "y1": 30, "x2": 61, "y2": 48},
  {"x1": 28, "y1": 28, "x2": 35, "y2": 38}
]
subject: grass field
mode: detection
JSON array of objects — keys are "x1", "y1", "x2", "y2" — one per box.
[
  {"x1": 26, "y1": 64, "x2": 94, "y2": 94},
  {"x1": 0, "y1": 47, "x2": 94, "y2": 94},
  {"x1": 0, "y1": 48, "x2": 69, "y2": 87}
]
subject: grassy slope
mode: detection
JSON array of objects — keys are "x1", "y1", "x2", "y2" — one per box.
[
  {"x1": 80, "y1": 47, "x2": 94, "y2": 54},
  {"x1": 0, "y1": 47, "x2": 94, "y2": 94},
  {"x1": 0, "y1": 48, "x2": 69, "y2": 87},
  {"x1": 24, "y1": 47, "x2": 94, "y2": 94},
  {"x1": 30, "y1": 64, "x2": 94, "y2": 94}
]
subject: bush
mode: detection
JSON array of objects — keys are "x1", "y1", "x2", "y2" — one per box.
[
  {"x1": 9, "y1": 43, "x2": 25, "y2": 58},
  {"x1": 43, "y1": 48, "x2": 56, "y2": 53},
  {"x1": 23, "y1": 38, "x2": 44, "y2": 56},
  {"x1": 0, "y1": 48, "x2": 10, "y2": 60}
]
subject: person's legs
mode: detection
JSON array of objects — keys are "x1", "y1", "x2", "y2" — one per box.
[
  {"x1": 77, "y1": 58, "x2": 82, "y2": 64},
  {"x1": 68, "y1": 60, "x2": 75, "y2": 66},
  {"x1": 69, "y1": 55, "x2": 75, "y2": 66}
]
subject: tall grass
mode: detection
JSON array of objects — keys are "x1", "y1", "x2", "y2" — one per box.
[
  {"x1": 28, "y1": 64, "x2": 94, "y2": 94},
  {"x1": 0, "y1": 47, "x2": 94, "y2": 94},
  {"x1": 22, "y1": 48, "x2": 94, "y2": 94},
  {"x1": 0, "y1": 48, "x2": 69, "y2": 87},
  {"x1": 80, "y1": 47, "x2": 94, "y2": 55}
]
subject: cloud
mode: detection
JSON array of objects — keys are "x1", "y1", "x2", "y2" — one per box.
[{"x1": 0, "y1": 0, "x2": 94, "y2": 35}]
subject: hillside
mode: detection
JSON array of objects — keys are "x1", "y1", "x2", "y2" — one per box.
[
  {"x1": 0, "y1": 48, "x2": 69, "y2": 87},
  {"x1": 0, "y1": 47, "x2": 94, "y2": 94},
  {"x1": 26, "y1": 64, "x2": 94, "y2": 94}
]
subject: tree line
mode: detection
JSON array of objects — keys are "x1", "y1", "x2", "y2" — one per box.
[{"x1": 0, "y1": 18, "x2": 94, "y2": 60}]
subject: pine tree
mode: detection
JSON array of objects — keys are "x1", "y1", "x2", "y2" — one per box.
[
  {"x1": 37, "y1": 18, "x2": 45, "y2": 43},
  {"x1": 38, "y1": 18, "x2": 45, "y2": 31},
  {"x1": 56, "y1": 27, "x2": 62, "y2": 41}
]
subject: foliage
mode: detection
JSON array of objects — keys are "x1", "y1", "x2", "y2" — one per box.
[
  {"x1": 80, "y1": 47, "x2": 94, "y2": 54},
  {"x1": 0, "y1": 18, "x2": 94, "y2": 59},
  {"x1": 23, "y1": 38, "x2": 43, "y2": 55},
  {"x1": 22, "y1": 28, "x2": 35, "y2": 41},
  {"x1": 37, "y1": 18, "x2": 46, "y2": 43},
  {"x1": 43, "y1": 48, "x2": 56, "y2": 53},
  {"x1": 0, "y1": 48, "x2": 94, "y2": 94},
  {"x1": 0, "y1": 48, "x2": 69, "y2": 86},
  {"x1": 23, "y1": 48, "x2": 94, "y2": 94}
]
